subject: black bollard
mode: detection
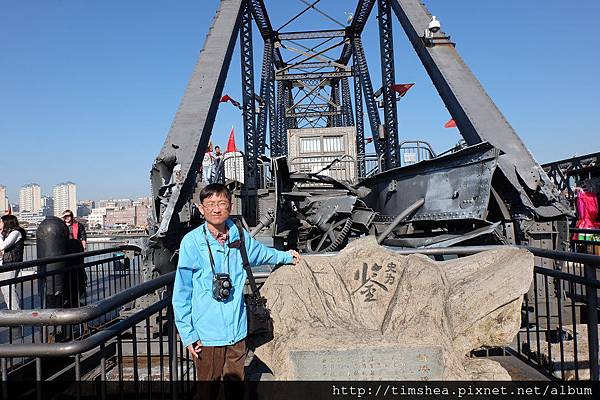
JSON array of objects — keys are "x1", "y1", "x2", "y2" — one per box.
[{"x1": 36, "y1": 217, "x2": 69, "y2": 309}]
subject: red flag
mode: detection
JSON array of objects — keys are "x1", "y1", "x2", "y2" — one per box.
[
  {"x1": 220, "y1": 94, "x2": 242, "y2": 109},
  {"x1": 226, "y1": 127, "x2": 237, "y2": 153},
  {"x1": 390, "y1": 83, "x2": 414, "y2": 97},
  {"x1": 444, "y1": 118, "x2": 457, "y2": 128}
]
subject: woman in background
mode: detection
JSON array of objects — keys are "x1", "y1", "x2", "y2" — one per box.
[{"x1": 0, "y1": 215, "x2": 26, "y2": 310}]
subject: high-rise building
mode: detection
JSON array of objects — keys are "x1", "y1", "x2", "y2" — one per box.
[
  {"x1": 19, "y1": 184, "x2": 42, "y2": 212},
  {"x1": 41, "y1": 195, "x2": 54, "y2": 216},
  {"x1": 53, "y1": 182, "x2": 77, "y2": 216},
  {"x1": 0, "y1": 185, "x2": 8, "y2": 214}
]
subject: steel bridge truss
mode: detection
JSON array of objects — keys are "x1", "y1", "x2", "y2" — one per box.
[{"x1": 149, "y1": 0, "x2": 570, "y2": 273}]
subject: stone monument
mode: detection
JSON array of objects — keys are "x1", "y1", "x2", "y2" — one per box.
[{"x1": 254, "y1": 237, "x2": 534, "y2": 380}]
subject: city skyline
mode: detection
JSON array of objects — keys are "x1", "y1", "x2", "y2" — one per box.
[
  {"x1": 1, "y1": 180, "x2": 150, "y2": 211},
  {"x1": 1, "y1": 1, "x2": 598, "y2": 202},
  {"x1": 0, "y1": 181, "x2": 149, "y2": 205}
]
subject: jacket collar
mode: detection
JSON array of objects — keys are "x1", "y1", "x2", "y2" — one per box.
[{"x1": 202, "y1": 218, "x2": 240, "y2": 244}]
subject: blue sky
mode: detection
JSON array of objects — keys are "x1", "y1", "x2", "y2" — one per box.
[{"x1": 1, "y1": 0, "x2": 598, "y2": 203}]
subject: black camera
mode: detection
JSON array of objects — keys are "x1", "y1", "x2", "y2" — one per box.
[{"x1": 212, "y1": 273, "x2": 233, "y2": 301}]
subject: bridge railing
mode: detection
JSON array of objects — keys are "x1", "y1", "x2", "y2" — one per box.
[
  {"x1": 0, "y1": 272, "x2": 176, "y2": 383},
  {"x1": 0, "y1": 245, "x2": 597, "y2": 384},
  {"x1": 379, "y1": 244, "x2": 600, "y2": 381},
  {"x1": 360, "y1": 154, "x2": 383, "y2": 179},
  {"x1": 290, "y1": 155, "x2": 358, "y2": 183},
  {"x1": 22, "y1": 239, "x2": 138, "y2": 263},
  {"x1": 515, "y1": 252, "x2": 599, "y2": 380},
  {"x1": 0, "y1": 244, "x2": 143, "y2": 362},
  {"x1": 0, "y1": 269, "x2": 271, "y2": 391}
]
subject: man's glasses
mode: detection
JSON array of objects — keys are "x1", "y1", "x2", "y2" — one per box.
[
  {"x1": 202, "y1": 201, "x2": 230, "y2": 210},
  {"x1": 62, "y1": 215, "x2": 73, "y2": 220}
]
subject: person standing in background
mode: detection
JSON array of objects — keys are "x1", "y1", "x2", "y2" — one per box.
[
  {"x1": 0, "y1": 215, "x2": 26, "y2": 310},
  {"x1": 62, "y1": 210, "x2": 87, "y2": 309},
  {"x1": 214, "y1": 146, "x2": 223, "y2": 160},
  {"x1": 212, "y1": 146, "x2": 224, "y2": 184},
  {"x1": 62, "y1": 210, "x2": 87, "y2": 251},
  {"x1": 202, "y1": 143, "x2": 215, "y2": 183}
]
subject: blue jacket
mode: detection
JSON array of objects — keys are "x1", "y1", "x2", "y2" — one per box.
[{"x1": 172, "y1": 219, "x2": 292, "y2": 347}]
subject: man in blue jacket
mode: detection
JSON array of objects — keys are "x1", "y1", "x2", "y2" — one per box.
[{"x1": 172, "y1": 183, "x2": 300, "y2": 382}]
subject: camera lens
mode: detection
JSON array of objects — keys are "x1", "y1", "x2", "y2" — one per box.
[
  {"x1": 223, "y1": 280, "x2": 231, "y2": 288},
  {"x1": 222, "y1": 288, "x2": 230, "y2": 297}
]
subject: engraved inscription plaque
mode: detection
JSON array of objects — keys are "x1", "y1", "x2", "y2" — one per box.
[{"x1": 289, "y1": 346, "x2": 444, "y2": 380}]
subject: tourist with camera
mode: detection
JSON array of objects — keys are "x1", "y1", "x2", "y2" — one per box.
[{"x1": 172, "y1": 183, "x2": 300, "y2": 386}]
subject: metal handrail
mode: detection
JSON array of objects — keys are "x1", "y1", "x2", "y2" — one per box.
[
  {"x1": 0, "y1": 255, "x2": 124, "y2": 286},
  {"x1": 571, "y1": 228, "x2": 600, "y2": 235},
  {"x1": 0, "y1": 244, "x2": 142, "y2": 272},
  {"x1": 0, "y1": 298, "x2": 169, "y2": 357},
  {"x1": 399, "y1": 140, "x2": 437, "y2": 158},
  {"x1": 0, "y1": 272, "x2": 173, "y2": 327},
  {"x1": 379, "y1": 243, "x2": 600, "y2": 266},
  {"x1": 289, "y1": 154, "x2": 356, "y2": 166},
  {"x1": 0, "y1": 244, "x2": 597, "y2": 380}
]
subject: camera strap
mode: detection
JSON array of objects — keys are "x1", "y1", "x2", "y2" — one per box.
[
  {"x1": 204, "y1": 225, "x2": 231, "y2": 277},
  {"x1": 234, "y1": 220, "x2": 261, "y2": 297}
]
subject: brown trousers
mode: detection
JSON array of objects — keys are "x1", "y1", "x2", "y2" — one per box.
[
  {"x1": 193, "y1": 340, "x2": 247, "y2": 400},
  {"x1": 193, "y1": 339, "x2": 247, "y2": 381}
]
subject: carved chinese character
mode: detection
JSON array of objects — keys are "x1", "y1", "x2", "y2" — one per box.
[
  {"x1": 371, "y1": 263, "x2": 382, "y2": 277},
  {"x1": 353, "y1": 263, "x2": 390, "y2": 299},
  {"x1": 386, "y1": 262, "x2": 397, "y2": 274},
  {"x1": 360, "y1": 284, "x2": 377, "y2": 302},
  {"x1": 384, "y1": 272, "x2": 395, "y2": 284}
]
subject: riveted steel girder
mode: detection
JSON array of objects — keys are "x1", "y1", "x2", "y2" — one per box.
[
  {"x1": 341, "y1": 77, "x2": 354, "y2": 127},
  {"x1": 256, "y1": 39, "x2": 274, "y2": 158},
  {"x1": 353, "y1": 64, "x2": 366, "y2": 178},
  {"x1": 240, "y1": 0, "x2": 257, "y2": 189},
  {"x1": 352, "y1": 36, "x2": 382, "y2": 159},
  {"x1": 278, "y1": 29, "x2": 346, "y2": 41},
  {"x1": 149, "y1": 0, "x2": 243, "y2": 272},
  {"x1": 275, "y1": 70, "x2": 353, "y2": 81},
  {"x1": 377, "y1": 0, "x2": 400, "y2": 169}
]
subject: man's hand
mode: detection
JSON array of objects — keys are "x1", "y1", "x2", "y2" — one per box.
[
  {"x1": 187, "y1": 340, "x2": 203, "y2": 358},
  {"x1": 288, "y1": 250, "x2": 301, "y2": 265}
]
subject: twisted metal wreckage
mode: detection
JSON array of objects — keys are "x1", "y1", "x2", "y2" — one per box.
[{"x1": 147, "y1": 0, "x2": 572, "y2": 277}]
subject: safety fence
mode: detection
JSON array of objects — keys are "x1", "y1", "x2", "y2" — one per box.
[
  {"x1": 379, "y1": 245, "x2": 600, "y2": 382},
  {"x1": 290, "y1": 155, "x2": 358, "y2": 183},
  {"x1": 0, "y1": 244, "x2": 597, "y2": 386},
  {"x1": 0, "y1": 271, "x2": 272, "y2": 399},
  {"x1": 398, "y1": 140, "x2": 436, "y2": 166},
  {"x1": 22, "y1": 240, "x2": 132, "y2": 264},
  {"x1": 208, "y1": 145, "x2": 441, "y2": 189},
  {"x1": 361, "y1": 154, "x2": 381, "y2": 179},
  {"x1": 0, "y1": 244, "x2": 143, "y2": 368}
]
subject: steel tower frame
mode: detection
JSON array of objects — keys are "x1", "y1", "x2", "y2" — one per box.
[{"x1": 149, "y1": 0, "x2": 569, "y2": 273}]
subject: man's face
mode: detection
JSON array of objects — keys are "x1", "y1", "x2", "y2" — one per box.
[{"x1": 199, "y1": 193, "x2": 231, "y2": 226}]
